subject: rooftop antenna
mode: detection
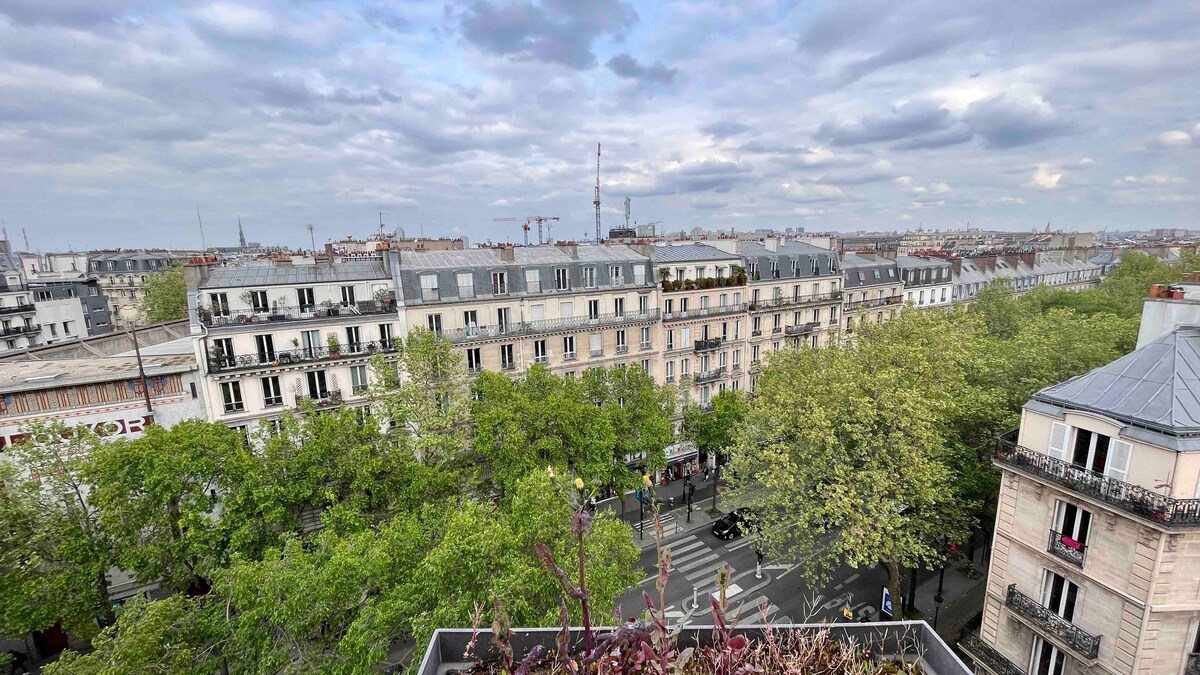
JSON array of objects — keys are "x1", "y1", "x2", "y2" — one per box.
[
  {"x1": 594, "y1": 143, "x2": 602, "y2": 242},
  {"x1": 306, "y1": 223, "x2": 317, "y2": 256},
  {"x1": 625, "y1": 197, "x2": 631, "y2": 229},
  {"x1": 378, "y1": 212, "x2": 389, "y2": 238},
  {"x1": 22, "y1": 227, "x2": 29, "y2": 252},
  {"x1": 196, "y1": 207, "x2": 208, "y2": 251}
]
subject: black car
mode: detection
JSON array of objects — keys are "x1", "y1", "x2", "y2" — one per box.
[{"x1": 711, "y1": 510, "x2": 747, "y2": 540}]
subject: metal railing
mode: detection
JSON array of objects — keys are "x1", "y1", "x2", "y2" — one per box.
[
  {"x1": 749, "y1": 290, "x2": 843, "y2": 311},
  {"x1": 1005, "y1": 584, "x2": 1100, "y2": 660},
  {"x1": 295, "y1": 389, "x2": 342, "y2": 409},
  {"x1": 467, "y1": 365, "x2": 483, "y2": 375},
  {"x1": 501, "y1": 362, "x2": 517, "y2": 370},
  {"x1": 695, "y1": 366, "x2": 726, "y2": 384},
  {"x1": 663, "y1": 303, "x2": 745, "y2": 321},
  {"x1": 694, "y1": 338, "x2": 723, "y2": 353},
  {"x1": 639, "y1": 341, "x2": 652, "y2": 350},
  {"x1": 0, "y1": 324, "x2": 39, "y2": 336},
  {"x1": 846, "y1": 295, "x2": 904, "y2": 311},
  {"x1": 995, "y1": 436, "x2": 1200, "y2": 527},
  {"x1": 208, "y1": 341, "x2": 397, "y2": 373},
  {"x1": 784, "y1": 322, "x2": 819, "y2": 335},
  {"x1": 440, "y1": 309, "x2": 660, "y2": 343},
  {"x1": 1186, "y1": 653, "x2": 1200, "y2": 675},
  {"x1": 1047, "y1": 530, "x2": 1087, "y2": 567},
  {"x1": 563, "y1": 352, "x2": 577, "y2": 361},
  {"x1": 957, "y1": 631, "x2": 1026, "y2": 675},
  {"x1": 200, "y1": 301, "x2": 397, "y2": 327},
  {"x1": 662, "y1": 277, "x2": 746, "y2": 293},
  {"x1": 589, "y1": 349, "x2": 604, "y2": 357},
  {"x1": 616, "y1": 345, "x2": 629, "y2": 354},
  {"x1": 0, "y1": 303, "x2": 36, "y2": 315}
]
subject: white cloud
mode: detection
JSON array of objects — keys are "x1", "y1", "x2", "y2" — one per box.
[
  {"x1": 912, "y1": 181, "x2": 951, "y2": 195},
  {"x1": 774, "y1": 182, "x2": 845, "y2": 203},
  {"x1": 893, "y1": 175, "x2": 914, "y2": 186},
  {"x1": 1156, "y1": 130, "x2": 1192, "y2": 147},
  {"x1": 1113, "y1": 174, "x2": 1186, "y2": 186},
  {"x1": 1024, "y1": 164, "x2": 1064, "y2": 190}
]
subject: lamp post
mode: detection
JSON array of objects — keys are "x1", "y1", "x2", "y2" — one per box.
[
  {"x1": 933, "y1": 534, "x2": 948, "y2": 630},
  {"x1": 638, "y1": 474, "x2": 652, "y2": 540},
  {"x1": 118, "y1": 306, "x2": 154, "y2": 421}
]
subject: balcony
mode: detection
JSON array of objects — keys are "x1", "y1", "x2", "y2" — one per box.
[
  {"x1": 957, "y1": 631, "x2": 1026, "y2": 675},
  {"x1": 208, "y1": 341, "x2": 397, "y2": 374},
  {"x1": 501, "y1": 362, "x2": 517, "y2": 371},
  {"x1": 1187, "y1": 654, "x2": 1200, "y2": 675},
  {"x1": 0, "y1": 324, "x2": 39, "y2": 337},
  {"x1": 467, "y1": 365, "x2": 483, "y2": 375},
  {"x1": 0, "y1": 303, "x2": 36, "y2": 315},
  {"x1": 749, "y1": 290, "x2": 843, "y2": 311},
  {"x1": 199, "y1": 301, "x2": 397, "y2": 328},
  {"x1": 534, "y1": 355, "x2": 548, "y2": 364},
  {"x1": 440, "y1": 309, "x2": 660, "y2": 344},
  {"x1": 639, "y1": 341, "x2": 652, "y2": 350},
  {"x1": 751, "y1": 329, "x2": 762, "y2": 337},
  {"x1": 661, "y1": 276, "x2": 746, "y2": 293},
  {"x1": 663, "y1": 303, "x2": 745, "y2": 321},
  {"x1": 995, "y1": 435, "x2": 1200, "y2": 527},
  {"x1": 295, "y1": 389, "x2": 342, "y2": 410},
  {"x1": 1047, "y1": 530, "x2": 1087, "y2": 567},
  {"x1": 563, "y1": 352, "x2": 577, "y2": 361},
  {"x1": 589, "y1": 349, "x2": 604, "y2": 357},
  {"x1": 695, "y1": 366, "x2": 726, "y2": 384},
  {"x1": 846, "y1": 295, "x2": 904, "y2": 311},
  {"x1": 694, "y1": 338, "x2": 723, "y2": 353},
  {"x1": 615, "y1": 345, "x2": 629, "y2": 354},
  {"x1": 784, "y1": 321, "x2": 819, "y2": 335},
  {"x1": 1005, "y1": 584, "x2": 1100, "y2": 660}
]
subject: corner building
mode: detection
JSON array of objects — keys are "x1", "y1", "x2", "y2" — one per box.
[{"x1": 963, "y1": 326, "x2": 1200, "y2": 675}]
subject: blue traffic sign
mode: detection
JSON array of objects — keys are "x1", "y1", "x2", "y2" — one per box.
[{"x1": 881, "y1": 585, "x2": 893, "y2": 619}]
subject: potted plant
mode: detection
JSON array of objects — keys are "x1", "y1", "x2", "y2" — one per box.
[
  {"x1": 373, "y1": 288, "x2": 396, "y2": 311},
  {"x1": 319, "y1": 299, "x2": 339, "y2": 317},
  {"x1": 327, "y1": 333, "x2": 341, "y2": 357},
  {"x1": 657, "y1": 267, "x2": 671, "y2": 283},
  {"x1": 196, "y1": 305, "x2": 212, "y2": 324}
]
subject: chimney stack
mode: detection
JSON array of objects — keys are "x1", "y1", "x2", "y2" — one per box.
[
  {"x1": 556, "y1": 241, "x2": 579, "y2": 259},
  {"x1": 764, "y1": 237, "x2": 778, "y2": 253},
  {"x1": 499, "y1": 245, "x2": 515, "y2": 263}
]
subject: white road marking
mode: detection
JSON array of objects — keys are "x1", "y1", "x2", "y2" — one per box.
[
  {"x1": 685, "y1": 560, "x2": 732, "y2": 584},
  {"x1": 777, "y1": 563, "x2": 800, "y2": 579},
  {"x1": 712, "y1": 583, "x2": 743, "y2": 600},
  {"x1": 725, "y1": 537, "x2": 755, "y2": 551}
]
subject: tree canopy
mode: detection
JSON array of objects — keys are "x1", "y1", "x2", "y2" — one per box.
[{"x1": 141, "y1": 264, "x2": 188, "y2": 323}]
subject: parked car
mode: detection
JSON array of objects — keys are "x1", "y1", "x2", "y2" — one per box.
[{"x1": 712, "y1": 510, "x2": 747, "y2": 540}]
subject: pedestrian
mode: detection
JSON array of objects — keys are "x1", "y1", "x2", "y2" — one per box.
[
  {"x1": 7, "y1": 651, "x2": 30, "y2": 675},
  {"x1": 703, "y1": 466, "x2": 710, "y2": 481}
]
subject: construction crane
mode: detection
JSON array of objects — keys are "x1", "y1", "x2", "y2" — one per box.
[
  {"x1": 594, "y1": 143, "x2": 602, "y2": 242},
  {"x1": 492, "y1": 216, "x2": 561, "y2": 246}
]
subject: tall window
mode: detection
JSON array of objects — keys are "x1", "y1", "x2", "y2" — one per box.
[
  {"x1": 640, "y1": 326, "x2": 651, "y2": 348},
  {"x1": 588, "y1": 299, "x2": 600, "y2": 320},
  {"x1": 534, "y1": 339, "x2": 548, "y2": 363},
  {"x1": 610, "y1": 265, "x2": 624, "y2": 286},
  {"x1": 467, "y1": 348, "x2": 482, "y2": 372},
  {"x1": 209, "y1": 292, "x2": 230, "y2": 317},
  {"x1": 491, "y1": 271, "x2": 507, "y2": 295},
  {"x1": 426, "y1": 314, "x2": 442, "y2": 335},
  {"x1": 666, "y1": 329, "x2": 675, "y2": 350},
  {"x1": 582, "y1": 267, "x2": 597, "y2": 288},
  {"x1": 496, "y1": 307, "x2": 510, "y2": 332},
  {"x1": 212, "y1": 337, "x2": 234, "y2": 367},
  {"x1": 589, "y1": 333, "x2": 602, "y2": 356},
  {"x1": 665, "y1": 361, "x2": 675, "y2": 382},
  {"x1": 254, "y1": 334, "x2": 275, "y2": 363},
  {"x1": 420, "y1": 274, "x2": 439, "y2": 301},
  {"x1": 500, "y1": 343, "x2": 516, "y2": 369},
  {"x1": 345, "y1": 326, "x2": 362, "y2": 352},
  {"x1": 306, "y1": 370, "x2": 329, "y2": 399},
  {"x1": 341, "y1": 286, "x2": 356, "y2": 307},
  {"x1": 350, "y1": 365, "x2": 368, "y2": 394},
  {"x1": 616, "y1": 329, "x2": 627, "y2": 351},
  {"x1": 221, "y1": 381, "x2": 244, "y2": 413},
  {"x1": 524, "y1": 268, "x2": 541, "y2": 293},
  {"x1": 555, "y1": 268, "x2": 570, "y2": 290},
  {"x1": 463, "y1": 310, "x2": 478, "y2": 336},
  {"x1": 297, "y1": 288, "x2": 315, "y2": 312},
  {"x1": 639, "y1": 295, "x2": 650, "y2": 313},
  {"x1": 250, "y1": 290, "x2": 269, "y2": 312},
  {"x1": 261, "y1": 376, "x2": 283, "y2": 407},
  {"x1": 563, "y1": 335, "x2": 576, "y2": 358},
  {"x1": 633, "y1": 264, "x2": 646, "y2": 286},
  {"x1": 457, "y1": 271, "x2": 475, "y2": 298},
  {"x1": 613, "y1": 297, "x2": 625, "y2": 318},
  {"x1": 379, "y1": 323, "x2": 394, "y2": 348},
  {"x1": 301, "y1": 330, "x2": 320, "y2": 356}
]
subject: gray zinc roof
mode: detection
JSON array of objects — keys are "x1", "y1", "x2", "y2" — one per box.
[
  {"x1": 201, "y1": 261, "x2": 389, "y2": 288},
  {"x1": 398, "y1": 244, "x2": 649, "y2": 270},
  {"x1": 650, "y1": 244, "x2": 738, "y2": 264},
  {"x1": 1031, "y1": 326, "x2": 1200, "y2": 438},
  {"x1": 895, "y1": 255, "x2": 953, "y2": 270}
]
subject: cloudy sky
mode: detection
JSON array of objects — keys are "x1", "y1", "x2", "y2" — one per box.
[{"x1": 1, "y1": 0, "x2": 1198, "y2": 250}]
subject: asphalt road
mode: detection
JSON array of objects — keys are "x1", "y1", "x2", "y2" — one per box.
[{"x1": 617, "y1": 525, "x2": 903, "y2": 627}]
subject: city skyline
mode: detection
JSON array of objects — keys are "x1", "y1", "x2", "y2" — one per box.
[{"x1": 1, "y1": 1, "x2": 1198, "y2": 250}]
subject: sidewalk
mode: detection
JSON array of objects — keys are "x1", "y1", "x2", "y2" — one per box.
[
  {"x1": 595, "y1": 475, "x2": 728, "y2": 549},
  {"x1": 911, "y1": 546, "x2": 989, "y2": 642},
  {"x1": 627, "y1": 502, "x2": 723, "y2": 549}
]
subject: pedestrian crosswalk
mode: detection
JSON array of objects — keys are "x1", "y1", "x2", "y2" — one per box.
[{"x1": 634, "y1": 512, "x2": 678, "y2": 536}]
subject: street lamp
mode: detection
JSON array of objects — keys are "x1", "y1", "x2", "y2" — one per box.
[
  {"x1": 639, "y1": 474, "x2": 652, "y2": 540},
  {"x1": 118, "y1": 306, "x2": 154, "y2": 421},
  {"x1": 933, "y1": 534, "x2": 948, "y2": 629}
]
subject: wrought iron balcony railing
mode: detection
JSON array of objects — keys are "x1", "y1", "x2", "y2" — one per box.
[
  {"x1": 995, "y1": 436, "x2": 1200, "y2": 527},
  {"x1": 694, "y1": 338, "x2": 723, "y2": 353},
  {"x1": 295, "y1": 389, "x2": 342, "y2": 409},
  {"x1": 784, "y1": 321, "x2": 819, "y2": 335},
  {"x1": 1005, "y1": 584, "x2": 1100, "y2": 660},
  {"x1": 846, "y1": 295, "x2": 903, "y2": 311},
  {"x1": 1185, "y1": 653, "x2": 1200, "y2": 675},
  {"x1": 1047, "y1": 529, "x2": 1087, "y2": 567},
  {"x1": 440, "y1": 309, "x2": 660, "y2": 343},
  {"x1": 957, "y1": 631, "x2": 1026, "y2": 675},
  {"x1": 208, "y1": 341, "x2": 398, "y2": 373},
  {"x1": 0, "y1": 303, "x2": 36, "y2": 315},
  {"x1": 199, "y1": 301, "x2": 397, "y2": 327},
  {"x1": 749, "y1": 290, "x2": 843, "y2": 311},
  {"x1": 663, "y1": 303, "x2": 745, "y2": 321},
  {"x1": 0, "y1": 324, "x2": 40, "y2": 336},
  {"x1": 695, "y1": 366, "x2": 726, "y2": 384}
]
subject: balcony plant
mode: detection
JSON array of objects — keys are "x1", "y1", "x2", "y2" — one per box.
[
  {"x1": 327, "y1": 334, "x2": 341, "y2": 357},
  {"x1": 319, "y1": 299, "x2": 339, "y2": 317}
]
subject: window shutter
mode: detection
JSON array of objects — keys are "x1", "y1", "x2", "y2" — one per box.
[
  {"x1": 1106, "y1": 440, "x2": 1132, "y2": 482},
  {"x1": 1048, "y1": 422, "x2": 1070, "y2": 460},
  {"x1": 530, "y1": 304, "x2": 545, "y2": 321}
]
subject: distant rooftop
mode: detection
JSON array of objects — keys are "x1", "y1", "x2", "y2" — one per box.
[
  {"x1": 649, "y1": 243, "x2": 737, "y2": 263},
  {"x1": 0, "y1": 354, "x2": 197, "y2": 394},
  {"x1": 398, "y1": 244, "x2": 649, "y2": 270},
  {"x1": 1031, "y1": 326, "x2": 1200, "y2": 444},
  {"x1": 895, "y1": 255, "x2": 953, "y2": 269},
  {"x1": 201, "y1": 261, "x2": 389, "y2": 288}
]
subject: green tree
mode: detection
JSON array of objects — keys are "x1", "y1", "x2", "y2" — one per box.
[
  {"x1": 729, "y1": 313, "x2": 975, "y2": 615},
  {"x1": 141, "y1": 265, "x2": 187, "y2": 323},
  {"x1": 969, "y1": 279, "x2": 1022, "y2": 338},
  {"x1": 1096, "y1": 250, "x2": 1184, "y2": 316},
  {"x1": 472, "y1": 366, "x2": 615, "y2": 493},
  {"x1": 44, "y1": 596, "x2": 230, "y2": 675},
  {"x1": 0, "y1": 424, "x2": 115, "y2": 638},
  {"x1": 682, "y1": 389, "x2": 749, "y2": 510},
  {"x1": 581, "y1": 366, "x2": 674, "y2": 506},
  {"x1": 86, "y1": 420, "x2": 245, "y2": 593}
]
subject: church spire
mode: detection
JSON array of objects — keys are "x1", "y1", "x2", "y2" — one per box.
[{"x1": 238, "y1": 216, "x2": 247, "y2": 249}]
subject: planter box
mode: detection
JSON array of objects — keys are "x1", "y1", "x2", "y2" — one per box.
[{"x1": 416, "y1": 622, "x2": 970, "y2": 675}]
